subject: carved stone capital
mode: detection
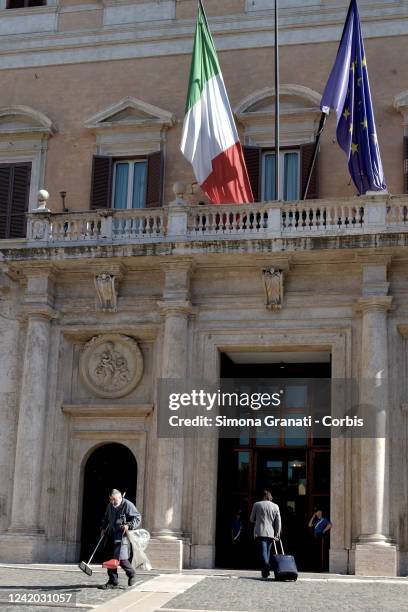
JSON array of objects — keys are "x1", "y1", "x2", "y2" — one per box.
[
  {"x1": 160, "y1": 258, "x2": 195, "y2": 302},
  {"x1": 157, "y1": 299, "x2": 196, "y2": 317},
  {"x1": 19, "y1": 304, "x2": 57, "y2": 323},
  {"x1": 262, "y1": 267, "x2": 284, "y2": 311},
  {"x1": 356, "y1": 296, "x2": 393, "y2": 314}
]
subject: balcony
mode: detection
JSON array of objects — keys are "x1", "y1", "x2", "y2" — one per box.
[{"x1": 21, "y1": 190, "x2": 408, "y2": 250}]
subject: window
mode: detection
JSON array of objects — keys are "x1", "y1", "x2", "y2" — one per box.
[
  {"x1": 0, "y1": 163, "x2": 31, "y2": 239},
  {"x1": 262, "y1": 150, "x2": 300, "y2": 201},
  {"x1": 7, "y1": 0, "x2": 45, "y2": 7},
  {"x1": 243, "y1": 143, "x2": 318, "y2": 202},
  {"x1": 112, "y1": 160, "x2": 147, "y2": 209},
  {"x1": 90, "y1": 152, "x2": 163, "y2": 210}
]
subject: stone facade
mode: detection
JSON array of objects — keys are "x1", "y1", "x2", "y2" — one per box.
[{"x1": 0, "y1": 0, "x2": 408, "y2": 577}]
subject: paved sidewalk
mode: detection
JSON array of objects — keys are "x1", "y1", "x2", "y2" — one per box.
[
  {"x1": 1, "y1": 565, "x2": 408, "y2": 612},
  {"x1": 0, "y1": 564, "x2": 155, "y2": 611},
  {"x1": 159, "y1": 573, "x2": 408, "y2": 612}
]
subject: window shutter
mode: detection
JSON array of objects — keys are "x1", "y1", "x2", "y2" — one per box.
[
  {"x1": 146, "y1": 151, "x2": 164, "y2": 208},
  {"x1": 0, "y1": 166, "x2": 11, "y2": 239},
  {"x1": 243, "y1": 146, "x2": 261, "y2": 202},
  {"x1": 301, "y1": 143, "x2": 319, "y2": 200},
  {"x1": 90, "y1": 155, "x2": 113, "y2": 209},
  {"x1": 10, "y1": 164, "x2": 31, "y2": 238},
  {"x1": 404, "y1": 136, "x2": 408, "y2": 194},
  {"x1": 0, "y1": 164, "x2": 30, "y2": 239}
]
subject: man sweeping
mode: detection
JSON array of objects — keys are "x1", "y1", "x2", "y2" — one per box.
[{"x1": 99, "y1": 489, "x2": 141, "y2": 589}]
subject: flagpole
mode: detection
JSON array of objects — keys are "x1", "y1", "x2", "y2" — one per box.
[
  {"x1": 274, "y1": 0, "x2": 280, "y2": 201},
  {"x1": 302, "y1": 112, "x2": 327, "y2": 200}
]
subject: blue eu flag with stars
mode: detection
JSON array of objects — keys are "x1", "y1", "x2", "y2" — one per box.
[{"x1": 320, "y1": 0, "x2": 386, "y2": 194}]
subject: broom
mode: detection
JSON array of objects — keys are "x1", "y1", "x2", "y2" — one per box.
[{"x1": 78, "y1": 532, "x2": 105, "y2": 576}]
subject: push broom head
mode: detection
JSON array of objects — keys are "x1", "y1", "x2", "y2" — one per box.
[{"x1": 78, "y1": 561, "x2": 93, "y2": 576}]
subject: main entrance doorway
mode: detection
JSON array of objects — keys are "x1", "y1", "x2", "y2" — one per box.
[
  {"x1": 215, "y1": 353, "x2": 331, "y2": 571},
  {"x1": 80, "y1": 443, "x2": 137, "y2": 562}
]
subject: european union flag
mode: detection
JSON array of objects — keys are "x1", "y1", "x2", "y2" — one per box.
[{"x1": 320, "y1": 0, "x2": 386, "y2": 194}]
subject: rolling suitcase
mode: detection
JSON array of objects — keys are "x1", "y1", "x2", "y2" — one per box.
[{"x1": 270, "y1": 539, "x2": 298, "y2": 581}]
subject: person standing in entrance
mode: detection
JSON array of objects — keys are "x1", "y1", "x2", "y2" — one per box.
[
  {"x1": 308, "y1": 509, "x2": 332, "y2": 571},
  {"x1": 99, "y1": 489, "x2": 141, "y2": 589},
  {"x1": 250, "y1": 490, "x2": 281, "y2": 579}
]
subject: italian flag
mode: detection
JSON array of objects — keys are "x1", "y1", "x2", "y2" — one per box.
[{"x1": 181, "y1": 1, "x2": 253, "y2": 205}]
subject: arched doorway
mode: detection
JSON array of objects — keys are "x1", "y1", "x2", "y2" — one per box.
[{"x1": 80, "y1": 443, "x2": 137, "y2": 562}]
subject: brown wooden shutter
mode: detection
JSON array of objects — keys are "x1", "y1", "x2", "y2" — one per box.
[
  {"x1": 404, "y1": 136, "x2": 408, "y2": 194},
  {"x1": 0, "y1": 165, "x2": 11, "y2": 239},
  {"x1": 0, "y1": 163, "x2": 30, "y2": 239},
  {"x1": 90, "y1": 155, "x2": 113, "y2": 209},
  {"x1": 243, "y1": 146, "x2": 261, "y2": 202},
  {"x1": 146, "y1": 151, "x2": 164, "y2": 208},
  {"x1": 301, "y1": 143, "x2": 319, "y2": 200},
  {"x1": 10, "y1": 164, "x2": 31, "y2": 238}
]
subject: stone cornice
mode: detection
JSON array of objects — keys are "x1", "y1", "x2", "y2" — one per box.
[
  {"x1": 61, "y1": 403, "x2": 153, "y2": 418},
  {"x1": 4, "y1": 233, "x2": 408, "y2": 264},
  {"x1": 0, "y1": 1, "x2": 407, "y2": 69}
]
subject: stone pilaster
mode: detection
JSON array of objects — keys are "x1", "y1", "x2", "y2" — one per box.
[
  {"x1": 354, "y1": 261, "x2": 398, "y2": 575},
  {"x1": 151, "y1": 261, "x2": 195, "y2": 564},
  {"x1": 4, "y1": 267, "x2": 55, "y2": 561}
]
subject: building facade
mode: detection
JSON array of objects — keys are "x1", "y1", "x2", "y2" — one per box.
[{"x1": 0, "y1": 0, "x2": 408, "y2": 576}]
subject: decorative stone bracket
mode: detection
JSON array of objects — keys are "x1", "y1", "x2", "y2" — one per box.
[
  {"x1": 94, "y1": 272, "x2": 119, "y2": 312},
  {"x1": 262, "y1": 267, "x2": 284, "y2": 310}
]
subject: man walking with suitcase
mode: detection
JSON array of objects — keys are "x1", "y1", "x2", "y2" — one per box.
[{"x1": 250, "y1": 490, "x2": 281, "y2": 579}]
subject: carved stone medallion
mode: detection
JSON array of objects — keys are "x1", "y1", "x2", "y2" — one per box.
[{"x1": 79, "y1": 334, "x2": 143, "y2": 399}]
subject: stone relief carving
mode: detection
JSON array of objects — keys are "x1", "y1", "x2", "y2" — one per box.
[
  {"x1": 94, "y1": 272, "x2": 118, "y2": 312},
  {"x1": 262, "y1": 267, "x2": 284, "y2": 310},
  {"x1": 32, "y1": 219, "x2": 46, "y2": 240},
  {"x1": 79, "y1": 334, "x2": 143, "y2": 398}
]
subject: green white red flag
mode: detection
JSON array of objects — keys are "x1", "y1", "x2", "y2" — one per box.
[{"x1": 181, "y1": 1, "x2": 253, "y2": 205}]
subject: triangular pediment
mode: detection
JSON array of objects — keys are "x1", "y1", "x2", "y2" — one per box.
[{"x1": 85, "y1": 96, "x2": 176, "y2": 130}]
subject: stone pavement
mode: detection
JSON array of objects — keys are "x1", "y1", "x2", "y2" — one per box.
[
  {"x1": 1, "y1": 565, "x2": 408, "y2": 612},
  {"x1": 0, "y1": 564, "x2": 154, "y2": 611},
  {"x1": 159, "y1": 573, "x2": 408, "y2": 612}
]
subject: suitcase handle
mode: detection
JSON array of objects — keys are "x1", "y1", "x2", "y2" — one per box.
[{"x1": 273, "y1": 538, "x2": 285, "y2": 555}]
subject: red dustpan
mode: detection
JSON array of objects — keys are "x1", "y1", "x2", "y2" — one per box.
[{"x1": 102, "y1": 559, "x2": 120, "y2": 569}]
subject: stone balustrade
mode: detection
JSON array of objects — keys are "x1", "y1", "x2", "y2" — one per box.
[
  {"x1": 27, "y1": 208, "x2": 164, "y2": 244},
  {"x1": 24, "y1": 193, "x2": 408, "y2": 246}
]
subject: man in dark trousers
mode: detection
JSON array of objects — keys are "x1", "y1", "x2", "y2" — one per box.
[
  {"x1": 99, "y1": 489, "x2": 141, "y2": 589},
  {"x1": 250, "y1": 490, "x2": 281, "y2": 579}
]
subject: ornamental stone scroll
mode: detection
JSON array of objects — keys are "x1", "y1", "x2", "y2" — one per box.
[{"x1": 79, "y1": 334, "x2": 143, "y2": 399}]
